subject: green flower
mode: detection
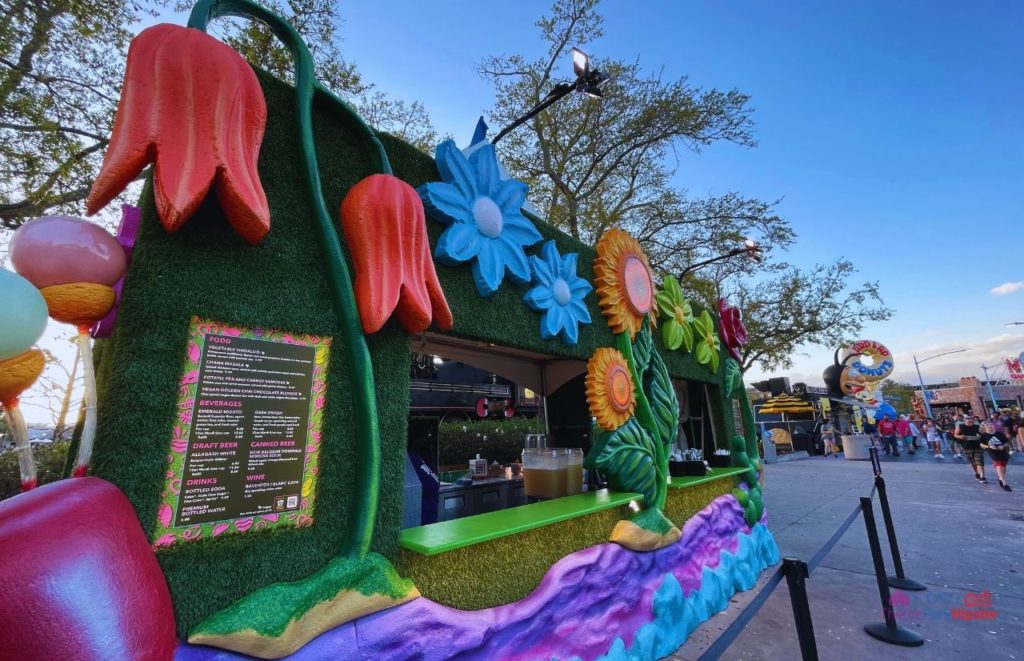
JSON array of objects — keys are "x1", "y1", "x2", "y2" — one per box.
[
  {"x1": 654, "y1": 275, "x2": 694, "y2": 351},
  {"x1": 693, "y1": 310, "x2": 720, "y2": 374}
]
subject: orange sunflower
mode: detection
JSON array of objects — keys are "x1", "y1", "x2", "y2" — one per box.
[
  {"x1": 586, "y1": 347, "x2": 636, "y2": 431},
  {"x1": 593, "y1": 228, "x2": 657, "y2": 339}
]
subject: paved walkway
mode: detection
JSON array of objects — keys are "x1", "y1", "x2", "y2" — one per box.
[{"x1": 670, "y1": 452, "x2": 1024, "y2": 660}]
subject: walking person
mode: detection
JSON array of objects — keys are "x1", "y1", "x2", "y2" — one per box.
[
  {"x1": 821, "y1": 419, "x2": 839, "y2": 457},
  {"x1": 878, "y1": 413, "x2": 899, "y2": 457},
  {"x1": 949, "y1": 412, "x2": 966, "y2": 460},
  {"x1": 896, "y1": 415, "x2": 912, "y2": 454},
  {"x1": 908, "y1": 416, "x2": 921, "y2": 454},
  {"x1": 925, "y1": 418, "x2": 944, "y2": 458},
  {"x1": 955, "y1": 416, "x2": 987, "y2": 483},
  {"x1": 981, "y1": 422, "x2": 1013, "y2": 491}
]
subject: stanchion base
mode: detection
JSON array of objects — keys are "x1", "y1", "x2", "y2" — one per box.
[
  {"x1": 887, "y1": 575, "x2": 927, "y2": 591},
  {"x1": 864, "y1": 623, "x2": 924, "y2": 647}
]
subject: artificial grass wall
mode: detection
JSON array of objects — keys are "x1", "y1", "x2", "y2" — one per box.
[
  {"x1": 91, "y1": 61, "x2": 731, "y2": 635},
  {"x1": 397, "y1": 504, "x2": 630, "y2": 610}
]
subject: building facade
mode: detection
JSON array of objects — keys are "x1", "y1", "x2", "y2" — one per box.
[{"x1": 913, "y1": 377, "x2": 1024, "y2": 417}]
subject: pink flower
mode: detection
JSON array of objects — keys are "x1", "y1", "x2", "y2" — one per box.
[
  {"x1": 718, "y1": 297, "x2": 748, "y2": 362},
  {"x1": 158, "y1": 503, "x2": 172, "y2": 528},
  {"x1": 153, "y1": 534, "x2": 177, "y2": 548}
]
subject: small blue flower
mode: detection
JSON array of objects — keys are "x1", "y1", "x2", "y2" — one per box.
[
  {"x1": 523, "y1": 241, "x2": 593, "y2": 345},
  {"x1": 418, "y1": 139, "x2": 543, "y2": 297}
]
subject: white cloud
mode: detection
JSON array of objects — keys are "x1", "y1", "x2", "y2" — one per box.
[
  {"x1": 990, "y1": 281, "x2": 1023, "y2": 295},
  {"x1": 888, "y1": 333, "x2": 1024, "y2": 384}
]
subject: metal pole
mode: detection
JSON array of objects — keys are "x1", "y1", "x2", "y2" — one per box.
[
  {"x1": 782, "y1": 557, "x2": 818, "y2": 661},
  {"x1": 980, "y1": 364, "x2": 999, "y2": 415},
  {"x1": 874, "y1": 476, "x2": 926, "y2": 590},
  {"x1": 869, "y1": 445, "x2": 881, "y2": 477},
  {"x1": 491, "y1": 83, "x2": 574, "y2": 144},
  {"x1": 861, "y1": 497, "x2": 924, "y2": 646},
  {"x1": 913, "y1": 355, "x2": 934, "y2": 420}
]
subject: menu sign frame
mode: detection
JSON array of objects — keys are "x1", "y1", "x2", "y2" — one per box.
[{"x1": 152, "y1": 317, "x2": 330, "y2": 548}]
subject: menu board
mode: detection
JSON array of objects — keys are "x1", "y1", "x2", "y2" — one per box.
[{"x1": 152, "y1": 318, "x2": 330, "y2": 547}]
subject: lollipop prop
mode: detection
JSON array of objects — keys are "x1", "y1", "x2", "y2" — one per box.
[
  {"x1": 10, "y1": 216, "x2": 127, "y2": 478},
  {"x1": 0, "y1": 269, "x2": 49, "y2": 491}
]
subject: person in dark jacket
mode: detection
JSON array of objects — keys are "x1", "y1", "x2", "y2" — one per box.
[{"x1": 955, "y1": 416, "x2": 986, "y2": 483}]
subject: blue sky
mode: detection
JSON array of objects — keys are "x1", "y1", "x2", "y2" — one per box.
[
  {"x1": 322, "y1": 0, "x2": 1023, "y2": 385},
  {"x1": 15, "y1": 1, "x2": 1022, "y2": 425}
]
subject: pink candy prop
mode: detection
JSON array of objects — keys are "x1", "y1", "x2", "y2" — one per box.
[
  {"x1": 10, "y1": 215, "x2": 128, "y2": 480},
  {"x1": 10, "y1": 215, "x2": 127, "y2": 288}
]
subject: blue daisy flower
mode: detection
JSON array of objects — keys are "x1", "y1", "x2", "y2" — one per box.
[
  {"x1": 523, "y1": 241, "x2": 593, "y2": 345},
  {"x1": 418, "y1": 139, "x2": 543, "y2": 297}
]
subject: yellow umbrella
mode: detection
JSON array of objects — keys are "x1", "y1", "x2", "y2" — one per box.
[{"x1": 758, "y1": 394, "x2": 815, "y2": 414}]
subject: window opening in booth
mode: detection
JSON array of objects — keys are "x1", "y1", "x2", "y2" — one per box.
[
  {"x1": 732, "y1": 399, "x2": 745, "y2": 438},
  {"x1": 402, "y1": 334, "x2": 590, "y2": 527},
  {"x1": 679, "y1": 381, "x2": 724, "y2": 463}
]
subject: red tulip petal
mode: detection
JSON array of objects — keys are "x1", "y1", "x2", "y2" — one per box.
[
  {"x1": 341, "y1": 176, "x2": 402, "y2": 334},
  {"x1": 340, "y1": 175, "x2": 454, "y2": 335},
  {"x1": 86, "y1": 25, "x2": 177, "y2": 216},
  {"x1": 87, "y1": 24, "x2": 270, "y2": 244},
  {"x1": 212, "y1": 38, "x2": 270, "y2": 244}
]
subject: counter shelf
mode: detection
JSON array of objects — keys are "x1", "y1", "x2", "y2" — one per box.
[{"x1": 400, "y1": 465, "x2": 750, "y2": 557}]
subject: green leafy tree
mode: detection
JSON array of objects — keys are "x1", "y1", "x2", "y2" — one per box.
[
  {"x1": 881, "y1": 380, "x2": 917, "y2": 413},
  {"x1": 690, "y1": 259, "x2": 893, "y2": 373},
  {"x1": 481, "y1": 0, "x2": 794, "y2": 275},
  {"x1": 0, "y1": 0, "x2": 437, "y2": 230}
]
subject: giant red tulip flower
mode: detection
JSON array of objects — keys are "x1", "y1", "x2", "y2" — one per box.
[
  {"x1": 341, "y1": 174, "x2": 453, "y2": 334},
  {"x1": 86, "y1": 24, "x2": 270, "y2": 244}
]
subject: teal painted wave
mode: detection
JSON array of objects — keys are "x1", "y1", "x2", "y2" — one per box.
[{"x1": 582, "y1": 523, "x2": 779, "y2": 661}]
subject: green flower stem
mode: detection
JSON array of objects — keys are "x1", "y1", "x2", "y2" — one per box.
[
  {"x1": 188, "y1": 0, "x2": 382, "y2": 555},
  {"x1": 736, "y1": 386, "x2": 759, "y2": 464},
  {"x1": 616, "y1": 331, "x2": 667, "y2": 509}
]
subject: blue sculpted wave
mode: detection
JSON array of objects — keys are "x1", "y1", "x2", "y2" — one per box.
[{"x1": 571, "y1": 523, "x2": 780, "y2": 661}]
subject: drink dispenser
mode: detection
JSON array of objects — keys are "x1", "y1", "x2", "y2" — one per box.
[
  {"x1": 522, "y1": 448, "x2": 566, "y2": 499},
  {"x1": 565, "y1": 448, "x2": 584, "y2": 496}
]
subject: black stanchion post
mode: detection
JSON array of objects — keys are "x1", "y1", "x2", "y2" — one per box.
[
  {"x1": 860, "y1": 497, "x2": 924, "y2": 647},
  {"x1": 782, "y1": 557, "x2": 818, "y2": 661},
  {"x1": 869, "y1": 445, "x2": 881, "y2": 477},
  {"x1": 874, "y1": 476, "x2": 926, "y2": 591}
]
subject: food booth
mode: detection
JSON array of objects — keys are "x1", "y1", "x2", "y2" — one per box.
[{"x1": 0, "y1": 3, "x2": 778, "y2": 659}]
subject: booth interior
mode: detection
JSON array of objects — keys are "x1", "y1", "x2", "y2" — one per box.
[{"x1": 403, "y1": 333, "x2": 735, "y2": 529}]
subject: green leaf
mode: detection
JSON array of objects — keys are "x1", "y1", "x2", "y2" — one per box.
[
  {"x1": 646, "y1": 348, "x2": 680, "y2": 450},
  {"x1": 708, "y1": 346, "x2": 720, "y2": 374},
  {"x1": 724, "y1": 358, "x2": 742, "y2": 397},
  {"x1": 632, "y1": 323, "x2": 653, "y2": 374},
  {"x1": 696, "y1": 342, "x2": 711, "y2": 365},
  {"x1": 585, "y1": 417, "x2": 658, "y2": 505},
  {"x1": 656, "y1": 290, "x2": 677, "y2": 319},
  {"x1": 680, "y1": 321, "x2": 694, "y2": 352},
  {"x1": 663, "y1": 320, "x2": 683, "y2": 350}
]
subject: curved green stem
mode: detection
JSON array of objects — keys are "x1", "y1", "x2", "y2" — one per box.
[
  {"x1": 616, "y1": 331, "x2": 666, "y2": 509},
  {"x1": 188, "y1": 0, "x2": 383, "y2": 555}
]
